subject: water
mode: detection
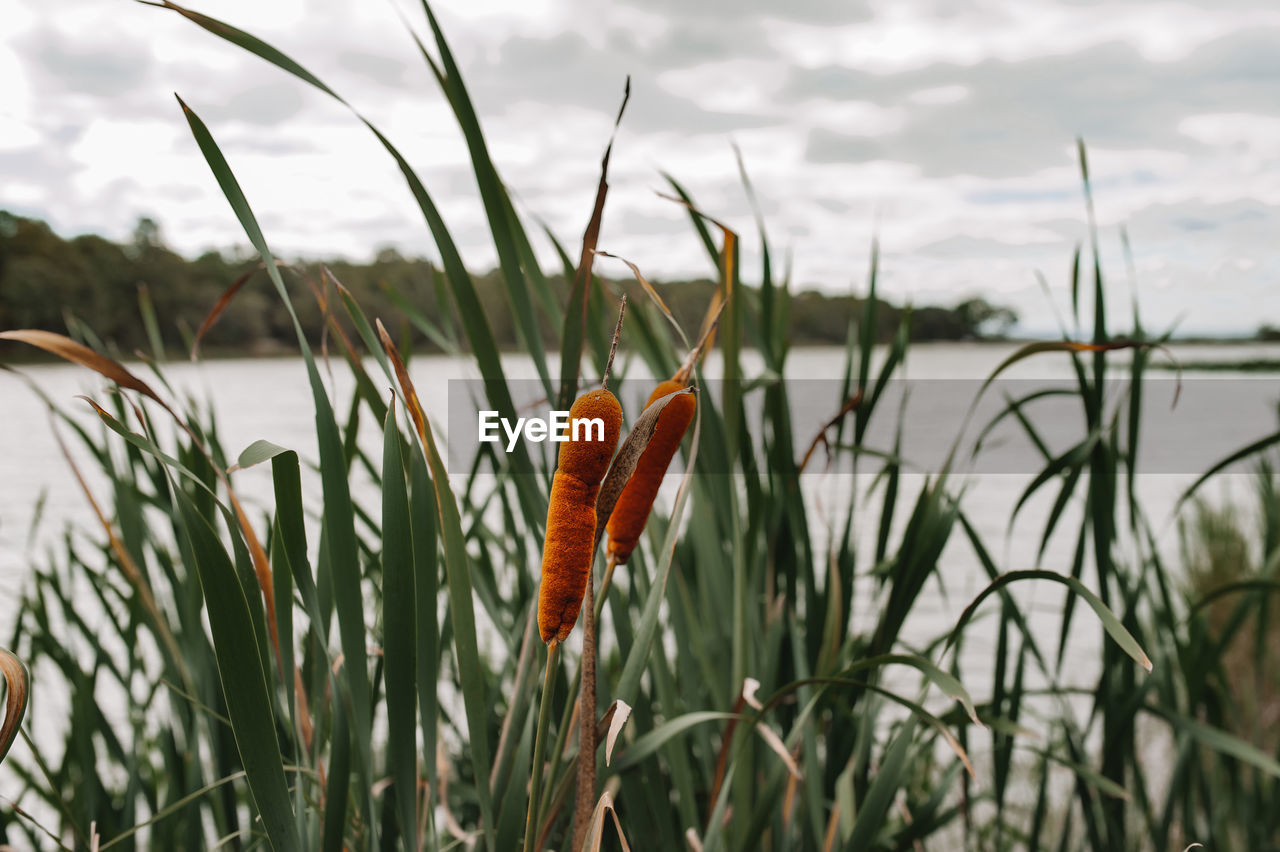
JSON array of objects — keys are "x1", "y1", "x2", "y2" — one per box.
[
  {"x1": 0, "y1": 342, "x2": 1276, "y2": 698},
  {"x1": 2, "y1": 341, "x2": 1277, "y2": 844}
]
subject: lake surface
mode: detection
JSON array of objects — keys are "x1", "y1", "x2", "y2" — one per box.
[{"x1": 1, "y1": 342, "x2": 1278, "y2": 699}]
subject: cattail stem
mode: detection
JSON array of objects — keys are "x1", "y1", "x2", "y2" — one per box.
[
  {"x1": 598, "y1": 555, "x2": 619, "y2": 612},
  {"x1": 567, "y1": 555, "x2": 621, "y2": 847},
  {"x1": 571, "y1": 559, "x2": 598, "y2": 851},
  {"x1": 601, "y1": 295, "x2": 626, "y2": 390},
  {"x1": 524, "y1": 639, "x2": 560, "y2": 852},
  {"x1": 538, "y1": 552, "x2": 620, "y2": 839}
]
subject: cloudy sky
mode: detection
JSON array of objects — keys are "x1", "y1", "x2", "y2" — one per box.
[{"x1": 2, "y1": 0, "x2": 1279, "y2": 335}]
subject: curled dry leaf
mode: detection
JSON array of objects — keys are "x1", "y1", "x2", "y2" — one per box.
[
  {"x1": 0, "y1": 648, "x2": 29, "y2": 767},
  {"x1": 581, "y1": 790, "x2": 632, "y2": 852},
  {"x1": 0, "y1": 330, "x2": 164, "y2": 406},
  {"x1": 755, "y1": 725, "x2": 801, "y2": 780},
  {"x1": 191, "y1": 265, "x2": 259, "y2": 360},
  {"x1": 375, "y1": 319, "x2": 428, "y2": 446},
  {"x1": 604, "y1": 700, "x2": 632, "y2": 767},
  {"x1": 595, "y1": 251, "x2": 685, "y2": 348},
  {"x1": 742, "y1": 678, "x2": 763, "y2": 711}
]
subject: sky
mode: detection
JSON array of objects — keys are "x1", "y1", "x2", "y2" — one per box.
[{"x1": 2, "y1": 0, "x2": 1279, "y2": 336}]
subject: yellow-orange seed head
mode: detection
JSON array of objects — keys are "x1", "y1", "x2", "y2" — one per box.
[
  {"x1": 537, "y1": 388, "x2": 623, "y2": 642},
  {"x1": 605, "y1": 380, "x2": 696, "y2": 564}
]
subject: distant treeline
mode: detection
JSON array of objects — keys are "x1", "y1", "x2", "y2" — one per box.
[{"x1": 0, "y1": 211, "x2": 1020, "y2": 357}]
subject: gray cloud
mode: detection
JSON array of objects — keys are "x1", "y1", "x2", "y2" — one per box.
[
  {"x1": 335, "y1": 50, "x2": 412, "y2": 88},
  {"x1": 460, "y1": 31, "x2": 781, "y2": 134},
  {"x1": 29, "y1": 26, "x2": 153, "y2": 97},
  {"x1": 615, "y1": 0, "x2": 873, "y2": 25},
  {"x1": 197, "y1": 80, "x2": 308, "y2": 127},
  {"x1": 793, "y1": 27, "x2": 1280, "y2": 176}
]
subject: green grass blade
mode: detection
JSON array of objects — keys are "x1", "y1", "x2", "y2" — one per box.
[
  {"x1": 175, "y1": 491, "x2": 300, "y2": 852},
  {"x1": 411, "y1": 405, "x2": 497, "y2": 846},
  {"x1": 948, "y1": 570, "x2": 1152, "y2": 672},
  {"x1": 843, "y1": 717, "x2": 917, "y2": 852},
  {"x1": 413, "y1": 1, "x2": 552, "y2": 397},
  {"x1": 179, "y1": 94, "x2": 377, "y2": 826},
  {"x1": 408, "y1": 449, "x2": 440, "y2": 785},
  {"x1": 322, "y1": 690, "x2": 352, "y2": 852},
  {"x1": 1179, "y1": 429, "x2": 1280, "y2": 507},
  {"x1": 381, "y1": 403, "x2": 418, "y2": 844}
]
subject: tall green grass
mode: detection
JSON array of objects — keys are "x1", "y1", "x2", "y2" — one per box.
[{"x1": 0, "y1": 3, "x2": 1277, "y2": 850}]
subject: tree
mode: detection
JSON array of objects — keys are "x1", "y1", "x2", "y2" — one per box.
[{"x1": 954, "y1": 297, "x2": 1017, "y2": 339}]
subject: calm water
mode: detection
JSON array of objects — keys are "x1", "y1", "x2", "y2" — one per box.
[{"x1": 1, "y1": 342, "x2": 1277, "y2": 696}]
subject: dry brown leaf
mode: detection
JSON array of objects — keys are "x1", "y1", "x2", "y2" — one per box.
[
  {"x1": 0, "y1": 649, "x2": 28, "y2": 767},
  {"x1": 581, "y1": 790, "x2": 632, "y2": 852},
  {"x1": 755, "y1": 725, "x2": 802, "y2": 780},
  {"x1": 604, "y1": 700, "x2": 632, "y2": 767},
  {"x1": 191, "y1": 265, "x2": 259, "y2": 360},
  {"x1": 742, "y1": 677, "x2": 763, "y2": 711},
  {"x1": 0, "y1": 330, "x2": 164, "y2": 405},
  {"x1": 375, "y1": 318, "x2": 428, "y2": 447},
  {"x1": 592, "y1": 387, "x2": 696, "y2": 552}
]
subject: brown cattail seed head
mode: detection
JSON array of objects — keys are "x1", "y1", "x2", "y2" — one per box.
[
  {"x1": 605, "y1": 380, "x2": 696, "y2": 564},
  {"x1": 537, "y1": 389, "x2": 623, "y2": 642}
]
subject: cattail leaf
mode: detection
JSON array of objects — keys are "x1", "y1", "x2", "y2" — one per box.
[
  {"x1": 0, "y1": 648, "x2": 29, "y2": 767},
  {"x1": 661, "y1": 174, "x2": 719, "y2": 273},
  {"x1": 1178, "y1": 428, "x2": 1280, "y2": 507},
  {"x1": 408, "y1": 448, "x2": 440, "y2": 786},
  {"x1": 614, "y1": 712, "x2": 738, "y2": 771},
  {"x1": 604, "y1": 700, "x2": 632, "y2": 767},
  {"x1": 593, "y1": 387, "x2": 696, "y2": 551},
  {"x1": 78, "y1": 396, "x2": 218, "y2": 500},
  {"x1": 154, "y1": 1, "x2": 343, "y2": 99},
  {"x1": 0, "y1": 330, "x2": 164, "y2": 405},
  {"x1": 414, "y1": 0, "x2": 555, "y2": 400},
  {"x1": 174, "y1": 490, "x2": 301, "y2": 852},
  {"x1": 836, "y1": 654, "x2": 984, "y2": 731},
  {"x1": 178, "y1": 98, "x2": 378, "y2": 826},
  {"x1": 381, "y1": 401, "x2": 419, "y2": 844},
  {"x1": 595, "y1": 251, "x2": 689, "y2": 350},
  {"x1": 1154, "y1": 709, "x2": 1280, "y2": 778},
  {"x1": 159, "y1": 0, "x2": 545, "y2": 530},
  {"x1": 843, "y1": 717, "x2": 917, "y2": 852},
  {"x1": 580, "y1": 790, "x2": 632, "y2": 852},
  {"x1": 1029, "y1": 747, "x2": 1130, "y2": 800},
  {"x1": 322, "y1": 687, "x2": 352, "y2": 852},
  {"x1": 231, "y1": 439, "x2": 290, "y2": 472},
  {"x1": 754, "y1": 724, "x2": 801, "y2": 780},
  {"x1": 741, "y1": 678, "x2": 763, "y2": 711},
  {"x1": 549, "y1": 80, "x2": 630, "y2": 410},
  {"x1": 376, "y1": 323, "x2": 496, "y2": 845},
  {"x1": 948, "y1": 570, "x2": 1153, "y2": 673},
  {"x1": 331, "y1": 275, "x2": 394, "y2": 381},
  {"x1": 191, "y1": 265, "x2": 258, "y2": 359}
]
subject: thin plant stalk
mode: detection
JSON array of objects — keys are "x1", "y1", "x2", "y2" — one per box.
[
  {"x1": 524, "y1": 639, "x2": 561, "y2": 852},
  {"x1": 573, "y1": 296, "x2": 627, "y2": 850}
]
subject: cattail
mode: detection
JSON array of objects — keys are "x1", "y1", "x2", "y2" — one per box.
[
  {"x1": 605, "y1": 379, "x2": 696, "y2": 564},
  {"x1": 538, "y1": 388, "x2": 623, "y2": 643}
]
